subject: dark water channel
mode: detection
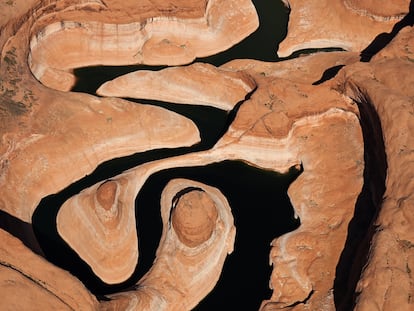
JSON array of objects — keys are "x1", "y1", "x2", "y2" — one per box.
[
  {"x1": 32, "y1": 0, "x2": 305, "y2": 309},
  {"x1": 137, "y1": 162, "x2": 301, "y2": 310}
]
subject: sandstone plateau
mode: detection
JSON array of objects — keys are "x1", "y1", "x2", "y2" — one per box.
[{"x1": 0, "y1": 0, "x2": 413, "y2": 310}]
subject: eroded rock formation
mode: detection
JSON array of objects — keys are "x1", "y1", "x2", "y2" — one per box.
[
  {"x1": 100, "y1": 179, "x2": 235, "y2": 311},
  {"x1": 1, "y1": 0, "x2": 414, "y2": 310},
  {"x1": 27, "y1": 0, "x2": 259, "y2": 91},
  {"x1": 278, "y1": 0, "x2": 411, "y2": 57},
  {"x1": 57, "y1": 178, "x2": 139, "y2": 284},
  {"x1": 97, "y1": 62, "x2": 256, "y2": 110}
]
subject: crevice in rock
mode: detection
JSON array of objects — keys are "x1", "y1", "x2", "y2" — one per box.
[
  {"x1": 281, "y1": 47, "x2": 345, "y2": 60},
  {"x1": 312, "y1": 65, "x2": 345, "y2": 85},
  {"x1": 286, "y1": 289, "x2": 315, "y2": 308},
  {"x1": 0, "y1": 260, "x2": 75, "y2": 310},
  {"x1": 333, "y1": 88, "x2": 387, "y2": 310},
  {"x1": 0, "y1": 210, "x2": 43, "y2": 256},
  {"x1": 360, "y1": 0, "x2": 414, "y2": 62}
]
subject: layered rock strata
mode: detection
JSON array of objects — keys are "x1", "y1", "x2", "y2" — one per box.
[
  {"x1": 1, "y1": 0, "x2": 414, "y2": 310},
  {"x1": 57, "y1": 178, "x2": 139, "y2": 284},
  {"x1": 100, "y1": 179, "x2": 235, "y2": 311},
  {"x1": 97, "y1": 62, "x2": 256, "y2": 110},
  {"x1": 28, "y1": 0, "x2": 259, "y2": 91},
  {"x1": 278, "y1": 0, "x2": 411, "y2": 57},
  {"x1": 0, "y1": 228, "x2": 98, "y2": 310},
  {"x1": 88, "y1": 59, "x2": 364, "y2": 309}
]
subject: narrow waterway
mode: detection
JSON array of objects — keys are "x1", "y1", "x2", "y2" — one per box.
[
  {"x1": 136, "y1": 162, "x2": 301, "y2": 310},
  {"x1": 32, "y1": 0, "x2": 304, "y2": 308}
]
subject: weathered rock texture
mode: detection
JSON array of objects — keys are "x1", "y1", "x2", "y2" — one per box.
[
  {"x1": 101, "y1": 179, "x2": 235, "y2": 311},
  {"x1": 57, "y1": 178, "x2": 139, "y2": 284},
  {"x1": 0, "y1": 228, "x2": 98, "y2": 310},
  {"x1": 338, "y1": 42, "x2": 414, "y2": 311},
  {"x1": 1, "y1": 0, "x2": 414, "y2": 310},
  {"x1": 97, "y1": 62, "x2": 256, "y2": 110},
  {"x1": 28, "y1": 0, "x2": 259, "y2": 91},
  {"x1": 278, "y1": 0, "x2": 411, "y2": 57}
]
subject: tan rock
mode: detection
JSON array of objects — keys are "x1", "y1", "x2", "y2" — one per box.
[
  {"x1": 277, "y1": 0, "x2": 408, "y2": 57},
  {"x1": 100, "y1": 179, "x2": 235, "y2": 311},
  {"x1": 57, "y1": 176, "x2": 139, "y2": 284},
  {"x1": 171, "y1": 190, "x2": 218, "y2": 247},
  {"x1": 92, "y1": 65, "x2": 363, "y2": 310},
  {"x1": 97, "y1": 62, "x2": 256, "y2": 110},
  {"x1": 0, "y1": 82, "x2": 200, "y2": 223},
  {"x1": 1, "y1": 17, "x2": 200, "y2": 223},
  {"x1": 28, "y1": 0, "x2": 259, "y2": 91},
  {"x1": 0, "y1": 228, "x2": 98, "y2": 310},
  {"x1": 338, "y1": 49, "x2": 414, "y2": 311},
  {"x1": 222, "y1": 51, "x2": 360, "y2": 85},
  {"x1": 2, "y1": 0, "x2": 414, "y2": 310},
  {"x1": 344, "y1": 0, "x2": 410, "y2": 20}
]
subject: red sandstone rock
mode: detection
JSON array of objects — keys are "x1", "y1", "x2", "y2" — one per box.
[
  {"x1": 1, "y1": 0, "x2": 414, "y2": 310},
  {"x1": 101, "y1": 179, "x2": 235, "y2": 311},
  {"x1": 337, "y1": 33, "x2": 414, "y2": 310},
  {"x1": 0, "y1": 228, "x2": 98, "y2": 310},
  {"x1": 278, "y1": 0, "x2": 410, "y2": 57},
  {"x1": 27, "y1": 0, "x2": 258, "y2": 91},
  {"x1": 57, "y1": 177, "x2": 139, "y2": 284},
  {"x1": 97, "y1": 62, "x2": 256, "y2": 110},
  {"x1": 172, "y1": 190, "x2": 218, "y2": 247}
]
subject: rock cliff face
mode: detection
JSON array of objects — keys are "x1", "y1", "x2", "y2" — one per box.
[{"x1": 1, "y1": 0, "x2": 413, "y2": 310}]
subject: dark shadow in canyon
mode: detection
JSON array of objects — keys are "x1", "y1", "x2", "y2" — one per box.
[
  {"x1": 135, "y1": 161, "x2": 302, "y2": 311},
  {"x1": 333, "y1": 90, "x2": 387, "y2": 310},
  {"x1": 195, "y1": 0, "x2": 290, "y2": 66},
  {"x1": 32, "y1": 101, "x2": 230, "y2": 295},
  {"x1": 72, "y1": 64, "x2": 166, "y2": 94},
  {"x1": 0, "y1": 210, "x2": 43, "y2": 256},
  {"x1": 360, "y1": 0, "x2": 414, "y2": 62},
  {"x1": 33, "y1": 160, "x2": 302, "y2": 301},
  {"x1": 312, "y1": 64, "x2": 345, "y2": 85}
]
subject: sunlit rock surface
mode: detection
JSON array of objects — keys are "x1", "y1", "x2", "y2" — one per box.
[
  {"x1": 278, "y1": 0, "x2": 411, "y2": 57},
  {"x1": 100, "y1": 179, "x2": 235, "y2": 311},
  {"x1": 1, "y1": 0, "x2": 414, "y2": 310},
  {"x1": 97, "y1": 62, "x2": 256, "y2": 110},
  {"x1": 57, "y1": 178, "x2": 139, "y2": 284},
  {"x1": 27, "y1": 0, "x2": 259, "y2": 91},
  {"x1": 0, "y1": 228, "x2": 98, "y2": 310},
  {"x1": 338, "y1": 29, "x2": 414, "y2": 310}
]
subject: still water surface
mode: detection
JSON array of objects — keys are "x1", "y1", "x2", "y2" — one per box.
[{"x1": 33, "y1": 1, "x2": 306, "y2": 309}]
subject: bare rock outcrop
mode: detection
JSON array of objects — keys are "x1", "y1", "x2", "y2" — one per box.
[
  {"x1": 278, "y1": 0, "x2": 411, "y2": 57},
  {"x1": 344, "y1": 0, "x2": 409, "y2": 20},
  {"x1": 57, "y1": 178, "x2": 139, "y2": 284},
  {"x1": 100, "y1": 179, "x2": 235, "y2": 311},
  {"x1": 97, "y1": 62, "x2": 256, "y2": 110},
  {"x1": 1, "y1": 0, "x2": 414, "y2": 310},
  {"x1": 0, "y1": 228, "x2": 98, "y2": 310},
  {"x1": 28, "y1": 0, "x2": 259, "y2": 91},
  {"x1": 85, "y1": 58, "x2": 363, "y2": 309},
  {"x1": 337, "y1": 35, "x2": 414, "y2": 310}
]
